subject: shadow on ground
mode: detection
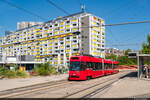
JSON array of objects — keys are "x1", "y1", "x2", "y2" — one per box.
[{"x1": 119, "y1": 71, "x2": 137, "y2": 79}]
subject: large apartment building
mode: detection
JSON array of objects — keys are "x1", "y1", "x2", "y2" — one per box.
[
  {"x1": 17, "y1": 21, "x2": 43, "y2": 30},
  {"x1": 1, "y1": 12, "x2": 105, "y2": 69}
]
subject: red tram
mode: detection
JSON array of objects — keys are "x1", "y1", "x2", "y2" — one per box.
[{"x1": 68, "y1": 55, "x2": 119, "y2": 80}]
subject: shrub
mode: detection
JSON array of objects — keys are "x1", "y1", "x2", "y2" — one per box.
[
  {"x1": 16, "y1": 70, "x2": 29, "y2": 78},
  {"x1": 34, "y1": 63, "x2": 58, "y2": 76},
  {"x1": 49, "y1": 67, "x2": 58, "y2": 74},
  {"x1": 0, "y1": 67, "x2": 9, "y2": 76},
  {"x1": 14, "y1": 64, "x2": 19, "y2": 71},
  {"x1": 29, "y1": 67, "x2": 39, "y2": 76},
  {"x1": 38, "y1": 66, "x2": 50, "y2": 76},
  {"x1": 5, "y1": 70, "x2": 16, "y2": 78}
]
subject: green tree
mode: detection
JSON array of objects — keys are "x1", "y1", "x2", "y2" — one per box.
[
  {"x1": 37, "y1": 62, "x2": 58, "y2": 76},
  {"x1": 125, "y1": 49, "x2": 131, "y2": 56},
  {"x1": 105, "y1": 54, "x2": 117, "y2": 60},
  {"x1": 117, "y1": 56, "x2": 137, "y2": 65},
  {"x1": 142, "y1": 34, "x2": 150, "y2": 54}
]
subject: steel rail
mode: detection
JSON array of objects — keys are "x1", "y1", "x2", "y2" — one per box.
[
  {"x1": 61, "y1": 71, "x2": 129, "y2": 98},
  {"x1": 0, "y1": 71, "x2": 131, "y2": 98},
  {"x1": 0, "y1": 79, "x2": 71, "y2": 98}
]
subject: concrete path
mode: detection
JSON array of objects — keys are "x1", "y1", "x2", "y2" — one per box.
[
  {"x1": 92, "y1": 72, "x2": 150, "y2": 98},
  {"x1": 0, "y1": 74, "x2": 68, "y2": 91}
]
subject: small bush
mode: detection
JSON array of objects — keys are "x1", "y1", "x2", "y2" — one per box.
[
  {"x1": 38, "y1": 66, "x2": 50, "y2": 76},
  {"x1": 49, "y1": 67, "x2": 58, "y2": 74},
  {"x1": 5, "y1": 70, "x2": 16, "y2": 78},
  {"x1": 16, "y1": 70, "x2": 29, "y2": 78},
  {"x1": 29, "y1": 67, "x2": 39, "y2": 76},
  {"x1": 33, "y1": 63, "x2": 58, "y2": 76},
  {"x1": 0, "y1": 67, "x2": 9, "y2": 76}
]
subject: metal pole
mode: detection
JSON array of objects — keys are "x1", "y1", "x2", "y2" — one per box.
[
  {"x1": 137, "y1": 55, "x2": 140, "y2": 79},
  {"x1": 112, "y1": 60, "x2": 113, "y2": 69},
  {"x1": 102, "y1": 58, "x2": 104, "y2": 75},
  {"x1": 20, "y1": 52, "x2": 21, "y2": 68}
]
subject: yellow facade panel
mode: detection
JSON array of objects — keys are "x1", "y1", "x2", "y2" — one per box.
[
  {"x1": 60, "y1": 30, "x2": 64, "y2": 33},
  {"x1": 101, "y1": 20, "x2": 104, "y2": 24},
  {"x1": 49, "y1": 29, "x2": 53, "y2": 31},
  {"x1": 72, "y1": 44, "x2": 77, "y2": 47},
  {"x1": 49, "y1": 40, "x2": 53, "y2": 42},
  {"x1": 60, "y1": 46, "x2": 64, "y2": 48},
  {"x1": 66, "y1": 49, "x2": 70, "y2": 52},
  {"x1": 66, "y1": 41, "x2": 70, "y2": 44},
  {"x1": 60, "y1": 22, "x2": 64, "y2": 25},
  {"x1": 72, "y1": 19, "x2": 77, "y2": 22},
  {"x1": 66, "y1": 25, "x2": 70, "y2": 28},
  {"x1": 49, "y1": 44, "x2": 52, "y2": 46},
  {"x1": 60, "y1": 27, "x2": 64, "y2": 29},
  {"x1": 49, "y1": 47, "x2": 52, "y2": 49},
  {"x1": 72, "y1": 28, "x2": 77, "y2": 31}
]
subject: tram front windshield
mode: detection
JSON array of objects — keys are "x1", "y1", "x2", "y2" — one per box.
[{"x1": 69, "y1": 61, "x2": 85, "y2": 71}]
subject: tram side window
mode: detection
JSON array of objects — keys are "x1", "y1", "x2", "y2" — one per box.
[
  {"x1": 80, "y1": 62, "x2": 86, "y2": 71},
  {"x1": 92, "y1": 62, "x2": 96, "y2": 70},
  {"x1": 113, "y1": 64, "x2": 116, "y2": 69},
  {"x1": 108, "y1": 63, "x2": 111, "y2": 69},
  {"x1": 104, "y1": 63, "x2": 108, "y2": 69},
  {"x1": 86, "y1": 62, "x2": 89, "y2": 69},
  {"x1": 116, "y1": 64, "x2": 118, "y2": 68},
  {"x1": 98, "y1": 63, "x2": 102, "y2": 70},
  {"x1": 109, "y1": 63, "x2": 112, "y2": 69},
  {"x1": 89, "y1": 62, "x2": 92, "y2": 69},
  {"x1": 86, "y1": 62, "x2": 92, "y2": 69},
  {"x1": 95, "y1": 62, "x2": 99, "y2": 70},
  {"x1": 114, "y1": 64, "x2": 118, "y2": 69},
  {"x1": 104, "y1": 63, "x2": 106, "y2": 69}
]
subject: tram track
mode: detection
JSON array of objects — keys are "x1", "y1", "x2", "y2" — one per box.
[
  {"x1": 0, "y1": 79, "x2": 71, "y2": 98},
  {"x1": 0, "y1": 71, "x2": 132, "y2": 98},
  {"x1": 61, "y1": 72, "x2": 126, "y2": 98},
  {"x1": 62, "y1": 78, "x2": 118, "y2": 98}
]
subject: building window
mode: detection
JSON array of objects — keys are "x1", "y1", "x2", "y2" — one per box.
[
  {"x1": 66, "y1": 29, "x2": 70, "y2": 32},
  {"x1": 60, "y1": 42, "x2": 64, "y2": 44},
  {"x1": 73, "y1": 49, "x2": 78, "y2": 51},
  {"x1": 73, "y1": 40, "x2": 77, "y2": 42},
  {"x1": 73, "y1": 24, "x2": 77, "y2": 26},
  {"x1": 66, "y1": 36, "x2": 70, "y2": 39},
  {"x1": 55, "y1": 24, "x2": 58, "y2": 26},
  {"x1": 66, "y1": 45, "x2": 70, "y2": 48},
  {"x1": 66, "y1": 21, "x2": 70, "y2": 24}
]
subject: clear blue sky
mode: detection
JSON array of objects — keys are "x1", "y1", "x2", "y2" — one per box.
[{"x1": 0, "y1": 0, "x2": 150, "y2": 51}]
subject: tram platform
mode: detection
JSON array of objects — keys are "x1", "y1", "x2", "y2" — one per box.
[{"x1": 92, "y1": 72, "x2": 150, "y2": 98}]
